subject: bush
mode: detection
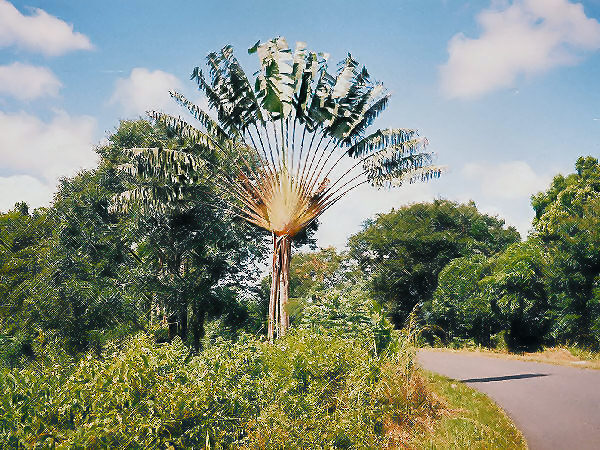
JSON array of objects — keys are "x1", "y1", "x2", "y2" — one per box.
[
  {"x1": 294, "y1": 281, "x2": 395, "y2": 355},
  {"x1": 426, "y1": 255, "x2": 497, "y2": 346},
  {"x1": 0, "y1": 330, "x2": 441, "y2": 448}
]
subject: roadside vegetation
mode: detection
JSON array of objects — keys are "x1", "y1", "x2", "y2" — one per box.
[{"x1": 0, "y1": 292, "x2": 524, "y2": 448}]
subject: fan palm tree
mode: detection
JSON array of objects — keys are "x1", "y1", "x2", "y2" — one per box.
[{"x1": 114, "y1": 37, "x2": 442, "y2": 342}]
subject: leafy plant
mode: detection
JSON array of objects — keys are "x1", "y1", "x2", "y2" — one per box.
[{"x1": 0, "y1": 330, "x2": 442, "y2": 448}]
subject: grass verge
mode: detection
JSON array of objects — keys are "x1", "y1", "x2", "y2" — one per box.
[{"x1": 405, "y1": 370, "x2": 528, "y2": 449}]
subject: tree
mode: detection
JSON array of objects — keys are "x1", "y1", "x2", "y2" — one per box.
[
  {"x1": 119, "y1": 37, "x2": 442, "y2": 341},
  {"x1": 532, "y1": 156, "x2": 600, "y2": 347},
  {"x1": 289, "y1": 247, "x2": 348, "y2": 299},
  {"x1": 0, "y1": 204, "x2": 53, "y2": 364},
  {"x1": 106, "y1": 120, "x2": 266, "y2": 351},
  {"x1": 427, "y1": 254, "x2": 497, "y2": 345},
  {"x1": 36, "y1": 170, "x2": 144, "y2": 353},
  {"x1": 479, "y1": 240, "x2": 550, "y2": 350},
  {"x1": 349, "y1": 200, "x2": 520, "y2": 327}
]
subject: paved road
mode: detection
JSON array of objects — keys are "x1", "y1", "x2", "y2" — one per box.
[{"x1": 417, "y1": 349, "x2": 600, "y2": 450}]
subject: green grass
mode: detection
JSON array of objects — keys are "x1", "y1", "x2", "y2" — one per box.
[{"x1": 406, "y1": 371, "x2": 528, "y2": 449}]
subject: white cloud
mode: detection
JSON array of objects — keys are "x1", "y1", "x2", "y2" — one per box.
[
  {"x1": 0, "y1": 62, "x2": 61, "y2": 100},
  {"x1": 0, "y1": 175, "x2": 54, "y2": 212},
  {"x1": 462, "y1": 160, "x2": 550, "y2": 199},
  {"x1": 0, "y1": 0, "x2": 93, "y2": 56},
  {"x1": 440, "y1": 0, "x2": 600, "y2": 98},
  {"x1": 317, "y1": 181, "x2": 436, "y2": 249},
  {"x1": 110, "y1": 68, "x2": 182, "y2": 116},
  {"x1": 0, "y1": 110, "x2": 97, "y2": 184}
]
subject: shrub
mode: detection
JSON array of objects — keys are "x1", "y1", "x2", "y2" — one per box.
[
  {"x1": 0, "y1": 330, "x2": 441, "y2": 448},
  {"x1": 294, "y1": 281, "x2": 396, "y2": 355}
]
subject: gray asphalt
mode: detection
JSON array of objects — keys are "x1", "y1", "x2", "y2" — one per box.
[{"x1": 417, "y1": 349, "x2": 600, "y2": 450}]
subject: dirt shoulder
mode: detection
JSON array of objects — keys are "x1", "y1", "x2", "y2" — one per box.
[{"x1": 423, "y1": 346, "x2": 600, "y2": 370}]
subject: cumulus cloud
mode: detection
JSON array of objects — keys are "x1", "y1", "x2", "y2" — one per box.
[
  {"x1": 0, "y1": 175, "x2": 55, "y2": 212},
  {"x1": 0, "y1": 62, "x2": 62, "y2": 100},
  {"x1": 0, "y1": 0, "x2": 92, "y2": 56},
  {"x1": 0, "y1": 110, "x2": 97, "y2": 184},
  {"x1": 110, "y1": 68, "x2": 182, "y2": 116},
  {"x1": 317, "y1": 181, "x2": 436, "y2": 249},
  {"x1": 440, "y1": 0, "x2": 600, "y2": 98},
  {"x1": 462, "y1": 160, "x2": 550, "y2": 199}
]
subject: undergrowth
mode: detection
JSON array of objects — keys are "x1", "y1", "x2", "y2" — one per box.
[{"x1": 0, "y1": 330, "x2": 443, "y2": 448}]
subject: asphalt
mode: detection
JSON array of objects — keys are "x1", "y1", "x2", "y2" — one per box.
[{"x1": 417, "y1": 349, "x2": 600, "y2": 450}]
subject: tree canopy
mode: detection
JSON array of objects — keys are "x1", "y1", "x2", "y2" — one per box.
[
  {"x1": 349, "y1": 199, "x2": 520, "y2": 327},
  {"x1": 531, "y1": 156, "x2": 600, "y2": 346}
]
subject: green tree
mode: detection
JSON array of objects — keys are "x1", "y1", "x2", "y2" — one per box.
[
  {"x1": 121, "y1": 37, "x2": 442, "y2": 341},
  {"x1": 33, "y1": 170, "x2": 144, "y2": 353},
  {"x1": 532, "y1": 156, "x2": 600, "y2": 347},
  {"x1": 427, "y1": 254, "x2": 496, "y2": 345},
  {"x1": 349, "y1": 200, "x2": 520, "y2": 327},
  {"x1": 106, "y1": 120, "x2": 266, "y2": 351},
  {"x1": 0, "y1": 204, "x2": 53, "y2": 365},
  {"x1": 289, "y1": 247, "x2": 347, "y2": 299},
  {"x1": 479, "y1": 240, "x2": 550, "y2": 350}
]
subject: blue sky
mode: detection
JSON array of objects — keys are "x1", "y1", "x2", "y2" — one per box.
[{"x1": 1, "y1": 0, "x2": 600, "y2": 248}]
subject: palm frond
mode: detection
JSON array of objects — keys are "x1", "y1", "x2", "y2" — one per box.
[
  {"x1": 169, "y1": 91, "x2": 229, "y2": 142},
  {"x1": 342, "y1": 91, "x2": 389, "y2": 144},
  {"x1": 347, "y1": 128, "x2": 420, "y2": 157},
  {"x1": 293, "y1": 51, "x2": 318, "y2": 122},
  {"x1": 148, "y1": 111, "x2": 228, "y2": 155},
  {"x1": 119, "y1": 147, "x2": 205, "y2": 183},
  {"x1": 250, "y1": 37, "x2": 295, "y2": 118},
  {"x1": 192, "y1": 45, "x2": 262, "y2": 133},
  {"x1": 110, "y1": 185, "x2": 188, "y2": 214}
]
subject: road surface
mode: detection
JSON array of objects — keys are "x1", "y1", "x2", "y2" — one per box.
[{"x1": 417, "y1": 349, "x2": 600, "y2": 450}]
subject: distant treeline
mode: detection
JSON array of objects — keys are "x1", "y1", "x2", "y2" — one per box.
[{"x1": 285, "y1": 157, "x2": 600, "y2": 351}]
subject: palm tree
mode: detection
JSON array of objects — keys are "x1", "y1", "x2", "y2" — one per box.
[{"x1": 115, "y1": 37, "x2": 442, "y2": 342}]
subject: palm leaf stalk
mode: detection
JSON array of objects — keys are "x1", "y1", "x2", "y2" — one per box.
[{"x1": 113, "y1": 37, "x2": 442, "y2": 342}]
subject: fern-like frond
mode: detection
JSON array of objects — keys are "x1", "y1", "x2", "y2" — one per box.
[
  {"x1": 119, "y1": 147, "x2": 205, "y2": 183},
  {"x1": 110, "y1": 185, "x2": 188, "y2": 214},
  {"x1": 148, "y1": 112, "x2": 225, "y2": 154}
]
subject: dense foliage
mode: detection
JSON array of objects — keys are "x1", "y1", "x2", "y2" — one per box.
[
  {"x1": 348, "y1": 200, "x2": 520, "y2": 327},
  {"x1": 0, "y1": 328, "x2": 440, "y2": 448},
  {"x1": 0, "y1": 119, "x2": 267, "y2": 363},
  {"x1": 532, "y1": 156, "x2": 600, "y2": 346},
  {"x1": 426, "y1": 157, "x2": 600, "y2": 349}
]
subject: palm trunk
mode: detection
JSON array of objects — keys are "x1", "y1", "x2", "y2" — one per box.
[
  {"x1": 268, "y1": 233, "x2": 292, "y2": 342},
  {"x1": 279, "y1": 235, "x2": 291, "y2": 337},
  {"x1": 268, "y1": 234, "x2": 280, "y2": 342}
]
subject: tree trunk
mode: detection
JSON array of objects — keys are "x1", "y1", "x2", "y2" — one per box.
[
  {"x1": 279, "y1": 235, "x2": 291, "y2": 337},
  {"x1": 168, "y1": 313, "x2": 178, "y2": 340},
  {"x1": 268, "y1": 233, "x2": 292, "y2": 342},
  {"x1": 268, "y1": 234, "x2": 279, "y2": 342},
  {"x1": 179, "y1": 302, "x2": 188, "y2": 342},
  {"x1": 192, "y1": 304, "x2": 206, "y2": 353}
]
